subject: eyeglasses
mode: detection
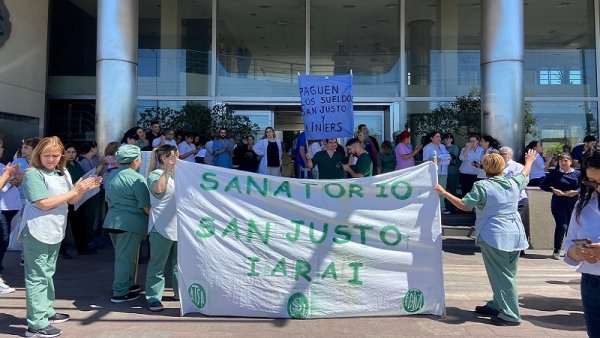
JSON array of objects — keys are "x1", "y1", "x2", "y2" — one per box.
[{"x1": 582, "y1": 179, "x2": 599, "y2": 189}]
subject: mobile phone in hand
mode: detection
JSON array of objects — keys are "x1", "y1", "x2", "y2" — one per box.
[{"x1": 572, "y1": 238, "x2": 592, "y2": 246}]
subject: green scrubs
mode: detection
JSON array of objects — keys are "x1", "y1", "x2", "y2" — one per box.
[
  {"x1": 103, "y1": 167, "x2": 150, "y2": 297},
  {"x1": 311, "y1": 151, "x2": 346, "y2": 179},
  {"x1": 21, "y1": 168, "x2": 71, "y2": 329},
  {"x1": 355, "y1": 153, "x2": 373, "y2": 177}
]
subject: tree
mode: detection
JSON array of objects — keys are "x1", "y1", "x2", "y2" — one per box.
[
  {"x1": 137, "y1": 103, "x2": 259, "y2": 142},
  {"x1": 412, "y1": 92, "x2": 538, "y2": 142}
]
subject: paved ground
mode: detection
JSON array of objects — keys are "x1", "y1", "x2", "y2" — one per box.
[{"x1": 0, "y1": 238, "x2": 587, "y2": 337}]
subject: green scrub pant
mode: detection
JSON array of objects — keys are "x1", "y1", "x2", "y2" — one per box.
[
  {"x1": 438, "y1": 174, "x2": 448, "y2": 211},
  {"x1": 145, "y1": 230, "x2": 178, "y2": 303},
  {"x1": 479, "y1": 240, "x2": 521, "y2": 322},
  {"x1": 21, "y1": 227, "x2": 59, "y2": 330},
  {"x1": 110, "y1": 231, "x2": 145, "y2": 297}
]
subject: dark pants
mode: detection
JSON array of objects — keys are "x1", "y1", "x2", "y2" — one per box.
[
  {"x1": 527, "y1": 177, "x2": 543, "y2": 187},
  {"x1": 581, "y1": 274, "x2": 600, "y2": 338},
  {"x1": 65, "y1": 204, "x2": 88, "y2": 253},
  {"x1": 459, "y1": 173, "x2": 478, "y2": 197},
  {"x1": 551, "y1": 200, "x2": 575, "y2": 252},
  {"x1": 0, "y1": 210, "x2": 18, "y2": 273}
]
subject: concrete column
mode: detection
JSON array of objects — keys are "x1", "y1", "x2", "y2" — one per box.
[
  {"x1": 481, "y1": 0, "x2": 524, "y2": 158},
  {"x1": 438, "y1": 0, "x2": 458, "y2": 95},
  {"x1": 408, "y1": 20, "x2": 433, "y2": 87},
  {"x1": 96, "y1": 0, "x2": 138, "y2": 155}
]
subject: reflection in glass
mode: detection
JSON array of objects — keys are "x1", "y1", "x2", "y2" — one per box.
[
  {"x1": 524, "y1": 0, "x2": 596, "y2": 96},
  {"x1": 406, "y1": 0, "x2": 481, "y2": 97},
  {"x1": 217, "y1": 0, "x2": 305, "y2": 97},
  {"x1": 310, "y1": 1, "x2": 400, "y2": 97},
  {"x1": 138, "y1": 0, "x2": 212, "y2": 96},
  {"x1": 527, "y1": 102, "x2": 598, "y2": 147}
]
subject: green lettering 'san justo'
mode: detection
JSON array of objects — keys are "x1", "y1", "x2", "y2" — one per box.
[
  {"x1": 375, "y1": 182, "x2": 389, "y2": 198},
  {"x1": 348, "y1": 261, "x2": 363, "y2": 286},
  {"x1": 353, "y1": 224, "x2": 373, "y2": 245},
  {"x1": 188, "y1": 283, "x2": 207, "y2": 309},
  {"x1": 286, "y1": 220, "x2": 303, "y2": 243},
  {"x1": 287, "y1": 292, "x2": 309, "y2": 319},
  {"x1": 294, "y1": 259, "x2": 312, "y2": 282},
  {"x1": 247, "y1": 176, "x2": 268, "y2": 197},
  {"x1": 221, "y1": 217, "x2": 240, "y2": 240},
  {"x1": 273, "y1": 181, "x2": 292, "y2": 198},
  {"x1": 246, "y1": 219, "x2": 271, "y2": 244},
  {"x1": 391, "y1": 180, "x2": 412, "y2": 200},
  {"x1": 224, "y1": 176, "x2": 242, "y2": 194},
  {"x1": 200, "y1": 172, "x2": 218, "y2": 190},
  {"x1": 246, "y1": 256, "x2": 260, "y2": 277},
  {"x1": 195, "y1": 216, "x2": 216, "y2": 238},
  {"x1": 271, "y1": 258, "x2": 288, "y2": 276},
  {"x1": 321, "y1": 261, "x2": 338, "y2": 280},
  {"x1": 333, "y1": 225, "x2": 351, "y2": 244},
  {"x1": 309, "y1": 222, "x2": 329, "y2": 244},
  {"x1": 348, "y1": 183, "x2": 364, "y2": 198},
  {"x1": 324, "y1": 183, "x2": 345, "y2": 198},
  {"x1": 380, "y1": 225, "x2": 402, "y2": 246}
]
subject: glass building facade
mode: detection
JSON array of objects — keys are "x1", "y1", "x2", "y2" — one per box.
[{"x1": 46, "y1": 0, "x2": 598, "y2": 147}]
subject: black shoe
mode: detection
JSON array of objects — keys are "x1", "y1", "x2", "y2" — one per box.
[
  {"x1": 110, "y1": 291, "x2": 140, "y2": 303},
  {"x1": 475, "y1": 305, "x2": 500, "y2": 316},
  {"x1": 148, "y1": 300, "x2": 164, "y2": 312},
  {"x1": 129, "y1": 285, "x2": 141, "y2": 293},
  {"x1": 26, "y1": 325, "x2": 62, "y2": 337},
  {"x1": 490, "y1": 316, "x2": 521, "y2": 326},
  {"x1": 49, "y1": 313, "x2": 70, "y2": 324}
]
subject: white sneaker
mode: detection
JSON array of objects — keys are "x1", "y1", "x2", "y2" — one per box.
[{"x1": 0, "y1": 278, "x2": 16, "y2": 294}]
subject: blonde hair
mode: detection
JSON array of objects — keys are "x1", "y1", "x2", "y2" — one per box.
[
  {"x1": 30, "y1": 136, "x2": 67, "y2": 171},
  {"x1": 482, "y1": 153, "x2": 505, "y2": 177}
]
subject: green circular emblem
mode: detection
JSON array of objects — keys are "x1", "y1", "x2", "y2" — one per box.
[
  {"x1": 188, "y1": 283, "x2": 206, "y2": 309},
  {"x1": 287, "y1": 292, "x2": 309, "y2": 319},
  {"x1": 403, "y1": 289, "x2": 424, "y2": 313}
]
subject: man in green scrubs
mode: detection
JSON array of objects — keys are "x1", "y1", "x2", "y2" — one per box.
[
  {"x1": 304, "y1": 138, "x2": 346, "y2": 179},
  {"x1": 103, "y1": 145, "x2": 150, "y2": 303},
  {"x1": 342, "y1": 138, "x2": 373, "y2": 177}
]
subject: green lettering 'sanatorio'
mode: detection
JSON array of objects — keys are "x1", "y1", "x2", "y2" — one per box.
[
  {"x1": 199, "y1": 172, "x2": 218, "y2": 190},
  {"x1": 195, "y1": 216, "x2": 215, "y2": 238}
]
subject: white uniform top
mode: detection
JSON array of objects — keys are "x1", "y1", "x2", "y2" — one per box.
[
  {"x1": 178, "y1": 141, "x2": 197, "y2": 162},
  {"x1": 459, "y1": 146, "x2": 484, "y2": 175},
  {"x1": 152, "y1": 138, "x2": 177, "y2": 148},
  {"x1": 148, "y1": 169, "x2": 177, "y2": 241},
  {"x1": 564, "y1": 192, "x2": 600, "y2": 275},
  {"x1": 503, "y1": 160, "x2": 528, "y2": 200},
  {"x1": 0, "y1": 164, "x2": 21, "y2": 210},
  {"x1": 423, "y1": 143, "x2": 450, "y2": 175},
  {"x1": 19, "y1": 170, "x2": 73, "y2": 245}
]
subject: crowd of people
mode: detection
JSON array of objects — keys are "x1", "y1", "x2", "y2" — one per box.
[{"x1": 1, "y1": 122, "x2": 600, "y2": 336}]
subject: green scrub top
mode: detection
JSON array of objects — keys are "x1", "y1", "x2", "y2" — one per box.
[
  {"x1": 311, "y1": 151, "x2": 346, "y2": 179},
  {"x1": 355, "y1": 153, "x2": 373, "y2": 177},
  {"x1": 103, "y1": 166, "x2": 150, "y2": 235},
  {"x1": 462, "y1": 174, "x2": 528, "y2": 210},
  {"x1": 23, "y1": 168, "x2": 64, "y2": 202}
]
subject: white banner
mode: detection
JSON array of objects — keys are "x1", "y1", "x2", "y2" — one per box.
[{"x1": 176, "y1": 161, "x2": 445, "y2": 318}]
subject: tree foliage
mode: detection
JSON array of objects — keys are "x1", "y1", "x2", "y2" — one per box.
[
  {"x1": 137, "y1": 103, "x2": 259, "y2": 142},
  {"x1": 412, "y1": 92, "x2": 538, "y2": 142}
]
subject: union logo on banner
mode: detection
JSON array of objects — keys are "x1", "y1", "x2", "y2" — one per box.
[{"x1": 298, "y1": 74, "x2": 354, "y2": 140}]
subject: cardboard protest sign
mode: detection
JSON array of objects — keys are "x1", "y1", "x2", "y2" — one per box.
[
  {"x1": 298, "y1": 74, "x2": 354, "y2": 140},
  {"x1": 176, "y1": 161, "x2": 445, "y2": 318}
]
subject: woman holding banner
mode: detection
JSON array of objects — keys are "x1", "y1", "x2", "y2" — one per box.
[
  {"x1": 434, "y1": 149, "x2": 536, "y2": 326},
  {"x1": 144, "y1": 145, "x2": 179, "y2": 312},
  {"x1": 254, "y1": 127, "x2": 283, "y2": 176}
]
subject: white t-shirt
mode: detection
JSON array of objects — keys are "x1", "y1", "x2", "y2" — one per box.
[
  {"x1": 152, "y1": 138, "x2": 177, "y2": 148},
  {"x1": 0, "y1": 164, "x2": 21, "y2": 210},
  {"x1": 178, "y1": 141, "x2": 197, "y2": 162}
]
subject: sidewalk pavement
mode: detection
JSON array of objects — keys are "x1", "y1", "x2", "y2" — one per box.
[{"x1": 0, "y1": 239, "x2": 587, "y2": 337}]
